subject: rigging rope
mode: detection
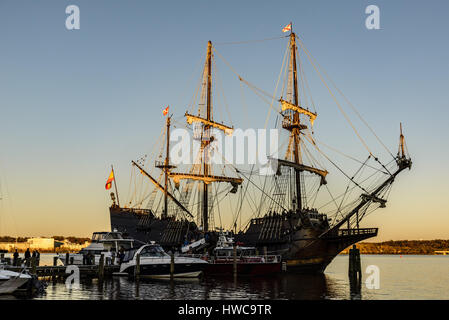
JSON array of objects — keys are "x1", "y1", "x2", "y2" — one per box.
[
  {"x1": 295, "y1": 35, "x2": 375, "y2": 158},
  {"x1": 214, "y1": 35, "x2": 288, "y2": 46},
  {"x1": 264, "y1": 40, "x2": 290, "y2": 129},
  {"x1": 296, "y1": 36, "x2": 396, "y2": 160}
]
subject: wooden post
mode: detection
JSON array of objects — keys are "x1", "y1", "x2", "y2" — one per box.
[
  {"x1": 53, "y1": 256, "x2": 58, "y2": 266},
  {"x1": 170, "y1": 252, "x2": 175, "y2": 280},
  {"x1": 31, "y1": 257, "x2": 37, "y2": 274},
  {"x1": 135, "y1": 253, "x2": 140, "y2": 280},
  {"x1": 348, "y1": 244, "x2": 362, "y2": 295},
  {"x1": 98, "y1": 253, "x2": 105, "y2": 282},
  {"x1": 70, "y1": 257, "x2": 74, "y2": 265},
  {"x1": 348, "y1": 245, "x2": 361, "y2": 280},
  {"x1": 263, "y1": 246, "x2": 267, "y2": 262},
  {"x1": 233, "y1": 244, "x2": 237, "y2": 278},
  {"x1": 65, "y1": 253, "x2": 69, "y2": 265},
  {"x1": 0, "y1": 253, "x2": 4, "y2": 260}
]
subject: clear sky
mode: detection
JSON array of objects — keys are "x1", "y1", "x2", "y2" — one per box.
[{"x1": 0, "y1": 0, "x2": 448, "y2": 241}]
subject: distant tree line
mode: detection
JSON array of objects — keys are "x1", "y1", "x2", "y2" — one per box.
[
  {"x1": 0, "y1": 236, "x2": 91, "y2": 244},
  {"x1": 349, "y1": 240, "x2": 449, "y2": 255}
]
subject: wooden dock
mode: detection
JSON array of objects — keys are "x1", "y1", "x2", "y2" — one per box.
[{"x1": 4, "y1": 265, "x2": 120, "y2": 280}]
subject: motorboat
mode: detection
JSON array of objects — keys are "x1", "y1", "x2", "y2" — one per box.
[
  {"x1": 0, "y1": 267, "x2": 32, "y2": 282},
  {"x1": 0, "y1": 264, "x2": 45, "y2": 296},
  {"x1": 118, "y1": 243, "x2": 208, "y2": 278},
  {"x1": 58, "y1": 231, "x2": 143, "y2": 265}
]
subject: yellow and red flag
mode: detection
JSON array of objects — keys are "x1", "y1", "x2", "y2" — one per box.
[
  {"x1": 105, "y1": 170, "x2": 114, "y2": 190},
  {"x1": 162, "y1": 105, "x2": 169, "y2": 116},
  {"x1": 282, "y1": 23, "x2": 292, "y2": 33}
]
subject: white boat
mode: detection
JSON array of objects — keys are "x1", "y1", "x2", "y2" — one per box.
[
  {"x1": 58, "y1": 231, "x2": 143, "y2": 265},
  {"x1": 118, "y1": 243, "x2": 208, "y2": 278},
  {"x1": 0, "y1": 265, "x2": 34, "y2": 295},
  {"x1": 0, "y1": 268, "x2": 32, "y2": 282}
]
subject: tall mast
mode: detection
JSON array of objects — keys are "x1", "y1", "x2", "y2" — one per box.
[
  {"x1": 163, "y1": 116, "x2": 171, "y2": 219},
  {"x1": 170, "y1": 40, "x2": 242, "y2": 231},
  {"x1": 203, "y1": 40, "x2": 212, "y2": 231},
  {"x1": 290, "y1": 32, "x2": 302, "y2": 211}
]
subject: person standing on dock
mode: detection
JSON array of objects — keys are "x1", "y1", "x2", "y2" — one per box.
[
  {"x1": 118, "y1": 247, "x2": 125, "y2": 264},
  {"x1": 13, "y1": 249, "x2": 19, "y2": 266},
  {"x1": 32, "y1": 250, "x2": 40, "y2": 266},
  {"x1": 24, "y1": 248, "x2": 31, "y2": 267}
]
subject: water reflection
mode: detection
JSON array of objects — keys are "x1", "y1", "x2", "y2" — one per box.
[
  {"x1": 34, "y1": 272, "x2": 348, "y2": 300},
  {"x1": 26, "y1": 255, "x2": 449, "y2": 300},
  {"x1": 349, "y1": 276, "x2": 362, "y2": 300}
]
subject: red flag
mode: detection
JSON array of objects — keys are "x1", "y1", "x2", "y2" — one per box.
[
  {"x1": 282, "y1": 23, "x2": 292, "y2": 33},
  {"x1": 105, "y1": 170, "x2": 114, "y2": 190},
  {"x1": 162, "y1": 105, "x2": 169, "y2": 116}
]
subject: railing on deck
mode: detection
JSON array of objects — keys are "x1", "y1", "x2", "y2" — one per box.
[
  {"x1": 178, "y1": 254, "x2": 281, "y2": 264},
  {"x1": 337, "y1": 228, "x2": 378, "y2": 237}
]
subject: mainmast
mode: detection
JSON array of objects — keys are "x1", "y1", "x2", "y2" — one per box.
[
  {"x1": 169, "y1": 40, "x2": 242, "y2": 232},
  {"x1": 290, "y1": 32, "x2": 302, "y2": 211},
  {"x1": 203, "y1": 41, "x2": 212, "y2": 231},
  {"x1": 276, "y1": 30, "x2": 325, "y2": 212}
]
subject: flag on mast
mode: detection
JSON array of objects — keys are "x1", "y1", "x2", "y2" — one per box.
[
  {"x1": 282, "y1": 23, "x2": 292, "y2": 33},
  {"x1": 163, "y1": 105, "x2": 169, "y2": 116},
  {"x1": 105, "y1": 170, "x2": 114, "y2": 190}
]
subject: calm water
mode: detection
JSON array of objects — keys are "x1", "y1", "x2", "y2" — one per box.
[{"x1": 3, "y1": 254, "x2": 449, "y2": 300}]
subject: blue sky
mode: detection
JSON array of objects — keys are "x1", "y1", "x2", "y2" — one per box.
[{"x1": 0, "y1": 0, "x2": 448, "y2": 239}]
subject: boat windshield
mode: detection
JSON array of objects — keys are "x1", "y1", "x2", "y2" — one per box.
[
  {"x1": 91, "y1": 232, "x2": 107, "y2": 242},
  {"x1": 122, "y1": 249, "x2": 138, "y2": 263},
  {"x1": 139, "y1": 245, "x2": 167, "y2": 257},
  {"x1": 103, "y1": 232, "x2": 123, "y2": 240}
]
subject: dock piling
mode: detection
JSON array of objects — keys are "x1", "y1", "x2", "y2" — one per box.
[
  {"x1": 233, "y1": 244, "x2": 237, "y2": 278},
  {"x1": 170, "y1": 252, "x2": 174, "y2": 280},
  {"x1": 31, "y1": 257, "x2": 37, "y2": 274},
  {"x1": 135, "y1": 253, "x2": 140, "y2": 280},
  {"x1": 348, "y1": 244, "x2": 362, "y2": 297},
  {"x1": 98, "y1": 254, "x2": 105, "y2": 282},
  {"x1": 348, "y1": 244, "x2": 361, "y2": 280}
]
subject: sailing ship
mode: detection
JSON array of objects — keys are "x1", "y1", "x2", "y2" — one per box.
[{"x1": 109, "y1": 27, "x2": 412, "y2": 273}]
